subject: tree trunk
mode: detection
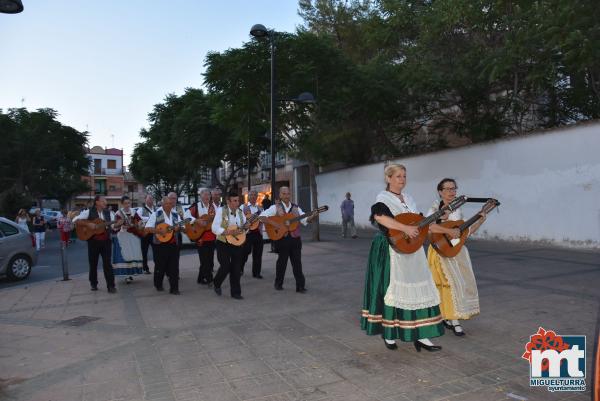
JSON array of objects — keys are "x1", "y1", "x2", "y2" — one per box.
[{"x1": 308, "y1": 160, "x2": 320, "y2": 242}]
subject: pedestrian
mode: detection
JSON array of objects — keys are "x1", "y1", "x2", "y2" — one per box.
[
  {"x1": 144, "y1": 196, "x2": 183, "y2": 294},
  {"x1": 361, "y1": 164, "x2": 458, "y2": 352},
  {"x1": 112, "y1": 196, "x2": 144, "y2": 284},
  {"x1": 15, "y1": 209, "x2": 30, "y2": 232},
  {"x1": 261, "y1": 194, "x2": 272, "y2": 210},
  {"x1": 241, "y1": 189, "x2": 264, "y2": 278},
  {"x1": 340, "y1": 192, "x2": 358, "y2": 239},
  {"x1": 32, "y1": 209, "x2": 46, "y2": 251},
  {"x1": 260, "y1": 186, "x2": 315, "y2": 293},
  {"x1": 187, "y1": 188, "x2": 216, "y2": 285},
  {"x1": 136, "y1": 194, "x2": 156, "y2": 274},
  {"x1": 426, "y1": 178, "x2": 486, "y2": 336},
  {"x1": 72, "y1": 196, "x2": 117, "y2": 293},
  {"x1": 212, "y1": 190, "x2": 246, "y2": 300},
  {"x1": 57, "y1": 209, "x2": 72, "y2": 247}
]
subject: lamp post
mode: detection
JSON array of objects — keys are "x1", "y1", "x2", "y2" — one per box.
[
  {"x1": 0, "y1": 0, "x2": 23, "y2": 13},
  {"x1": 250, "y1": 24, "x2": 316, "y2": 201},
  {"x1": 249, "y1": 24, "x2": 277, "y2": 199}
]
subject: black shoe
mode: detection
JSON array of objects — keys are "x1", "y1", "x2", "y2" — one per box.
[
  {"x1": 352, "y1": 235, "x2": 358, "y2": 239},
  {"x1": 253, "y1": 274, "x2": 263, "y2": 279},
  {"x1": 453, "y1": 325, "x2": 466, "y2": 336},
  {"x1": 383, "y1": 339, "x2": 398, "y2": 350},
  {"x1": 156, "y1": 286, "x2": 164, "y2": 291},
  {"x1": 296, "y1": 287, "x2": 307, "y2": 293},
  {"x1": 414, "y1": 340, "x2": 442, "y2": 352},
  {"x1": 197, "y1": 277, "x2": 202, "y2": 284},
  {"x1": 143, "y1": 269, "x2": 151, "y2": 275},
  {"x1": 274, "y1": 285, "x2": 283, "y2": 291},
  {"x1": 107, "y1": 287, "x2": 117, "y2": 294},
  {"x1": 231, "y1": 294, "x2": 243, "y2": 300},
  {"x1": 170, "y1": 289, "x2": 181, "y2": 295},
  {"x1": 442, "y1": 320, "x2": 454, "y2": 330},
  {"x1": 214, "y1": 287, "x2": 222, "y2": 296},
  {"x1": 91, "y1": 285, "x2": 98, "y2": 291}
]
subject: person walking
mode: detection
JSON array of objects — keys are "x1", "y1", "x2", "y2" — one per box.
[
  {"x1": 340, "y1": 192, "x2": 358, "y2": 239},
  {"x1": 15, "y1": 209, "x2": 30, "y2": 233},
  {"x1": 32, "y1": 209, "x2": 46, "y2": 251}
]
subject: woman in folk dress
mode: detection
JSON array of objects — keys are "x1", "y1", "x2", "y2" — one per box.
[
  {"x1": 426, "y1": 178, "x2": 486, "y2": 336},
  {"x1": 361, "y1": 164, "x2": 461, "y2": 352},
  {"x1": 112, "y1": 196, "x2": 144, "y2": 283}
]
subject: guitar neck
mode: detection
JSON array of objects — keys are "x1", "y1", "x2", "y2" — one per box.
[{"x1": 459, "y1": 204, "x2": 498, "y2": 232}]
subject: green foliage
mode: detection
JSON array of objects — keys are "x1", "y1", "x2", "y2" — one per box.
[{"x1": 0, "y1": 108, "x2": 90, "y2": 215}]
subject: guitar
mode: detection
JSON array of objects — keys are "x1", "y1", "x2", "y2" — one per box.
[
  {"x1": 387, "y1": 195, "x2": 467, "y2": 254},
  {"x1": 186, "y1": 213, "x2": 215, "y2": 241},
  {"x1": 127, "y1": 213, "x2": 147, "y2": 237},
  {"x1": 75, "y1": 218, "x2": 118, "y2": 241},
  {"x1": 155, "y1": 218, "x2": 192, "y2": 243},
  {"x1": 244, "y1": 207, "x2": 262, "y2": 231},
  {"x1": 264, "y1": 206, "x2": 329, "y2": 241},
  {"x1": 430, "y1": 198, "x2": 500, "y2": 257},
  {"x1": 224, "y1": 212, "x2": 261, "y2": 246}
]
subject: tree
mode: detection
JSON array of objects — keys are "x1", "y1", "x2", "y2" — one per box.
[
  {"x1": 0, "y1": 108, "x2": 89, "y2": 215},
  {"x1": 130, "y1": 88, "x2": 247, "y2": 198}
]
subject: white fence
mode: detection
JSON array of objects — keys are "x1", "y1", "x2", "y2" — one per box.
[{"x1": 316, "y1": 121, "x2": 600, "y2": 248}]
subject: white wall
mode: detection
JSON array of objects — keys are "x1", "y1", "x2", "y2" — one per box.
[{"x1": 317, "y1": 121, "x2": 600, "y2": 248}]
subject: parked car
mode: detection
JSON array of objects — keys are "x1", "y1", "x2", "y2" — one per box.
[
  {"x1": 42, "y1": 211, "x2": 63, "y2": 229},
  {"x1": 0, "y1": 217, "x2": 37, "y2": 280}
]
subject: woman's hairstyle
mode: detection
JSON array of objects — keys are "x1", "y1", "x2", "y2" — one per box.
[
  {"x1": 436, "y1": 178, "x2": 457, "y2": 192},
  {"x1": 384, "y1": 164, "x2": 406, "y2": 189}
]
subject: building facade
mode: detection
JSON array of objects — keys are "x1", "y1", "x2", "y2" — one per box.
[{"x1": 72, "y1": 146, "x2": 145, "y2": 211}]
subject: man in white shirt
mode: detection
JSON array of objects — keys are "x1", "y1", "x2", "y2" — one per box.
[
  {"x1": 144, "y1": 196, "x2": 183, "y2": 294},
  {"x1": 186, "y1": 188, "x2": 216, "y2": 284},
  {"x1": 136, "y1": 194, "x2": 156, "y2": 274},
  {"x1": 211, "y1": 190, "x2": 247, "y2": 300},
  {"x1": 241, "y1": 189, "x2": 264, "y2": 278},
  {"x1": 260, "y1": 186, "x2": 313, "y2": 293},
  {"x1": 72, "y1": 195, "x2": 117, "y2": 293}
]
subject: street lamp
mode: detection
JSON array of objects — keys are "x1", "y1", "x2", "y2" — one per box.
[
  {"x1": 0, "y1": 0, "x2": 23, "y2": 13},
  {"x1": 250, "y1": 24, "x2": 316, "y2": 201}
]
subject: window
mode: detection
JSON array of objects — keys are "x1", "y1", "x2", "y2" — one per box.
[
  {"x1": 128, "y1": 184, "x2": 135, "y2": 193},
  {"x1": 107, "y1": 159, "x2": 117, "y2": 169},
  {"x1": 95, "y1": 180, "x2": 107, "y2": 195},
  {"x1": 0, "y1": 222, "x2": 19, "y2": 236},
  {"x1": 94, "y1": 159, "x2": 102, "y2": 174}
]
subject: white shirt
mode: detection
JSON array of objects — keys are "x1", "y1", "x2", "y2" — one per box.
[
  {"x1": 185, "y1": 201, "x2": 213, "y2": 219},
  {"x1": 136, "y1": 204, "x2": 156, "y2": 222},
  {"x1": 261, "y1": 201, "x2": 308, "y2": 225},
  {"x1": 145, "y1": 207, "x2": 179, "y2": 228},
  {"x1": 244, "y1": 202, "x2": 262, "y2": 214},
  {"x1": 73, "y1": 208, "x2": 115, "y2": 222},
  {"x1": 211, "y1": 206, "x2": 247, "y2": 236}
]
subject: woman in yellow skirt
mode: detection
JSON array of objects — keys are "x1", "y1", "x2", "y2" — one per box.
[{"x1": 427, "y1": 178, "x2": 486, "y2": 336}]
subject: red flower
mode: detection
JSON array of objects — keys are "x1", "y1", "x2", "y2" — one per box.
[{"x1": 522, "y1": 327, "x2": 569, "y2": 371}]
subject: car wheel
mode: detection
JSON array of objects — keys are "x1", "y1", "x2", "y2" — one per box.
[{"x1": 7, "y1": 255, "x2": 32, "y2": 281}]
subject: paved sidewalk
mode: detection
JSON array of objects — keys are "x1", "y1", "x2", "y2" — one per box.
[{"x1": 0, "y1": 226, "x2": 597, "y2": 401}]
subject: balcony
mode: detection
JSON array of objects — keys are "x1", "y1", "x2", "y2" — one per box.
[{"x1": 91, "y1": 167, "x2": 123, "y2": 176}]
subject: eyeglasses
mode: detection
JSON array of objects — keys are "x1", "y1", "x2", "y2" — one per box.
[{"x1": 442, "y1": 187, "x2": 457, "y2": 191}]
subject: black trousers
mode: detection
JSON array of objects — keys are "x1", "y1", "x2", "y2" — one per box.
[
  {"x1": 214, "y1": 240, "x2": 243, "y2": 297},
  {"x1": 242, "y1": 230, "x2": 264, "y2": 276},
  {"x1": 197, "y1": 241, "x2": 215, "y2": 282},
  {"x1": 154, "y1": 243, "x2": 179, "y2": 291},
  {"x1": 274, "y1": 236, "x2": 305, "y2": 289},
  {"x1": 141, "y1": 234, "x2": 154, "y2": 272},
  {"x1": 88, "y1": 239, "x2": 115, "y2": 288}
]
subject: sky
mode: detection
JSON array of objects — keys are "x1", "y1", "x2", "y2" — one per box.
[{"x1": 0, "y1": 0, "x2": 304, "y2": 164}]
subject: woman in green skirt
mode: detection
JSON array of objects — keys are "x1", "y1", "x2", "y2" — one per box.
[{"x1": 361, "y1": 164, "x2": 459, "y2": 352}]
